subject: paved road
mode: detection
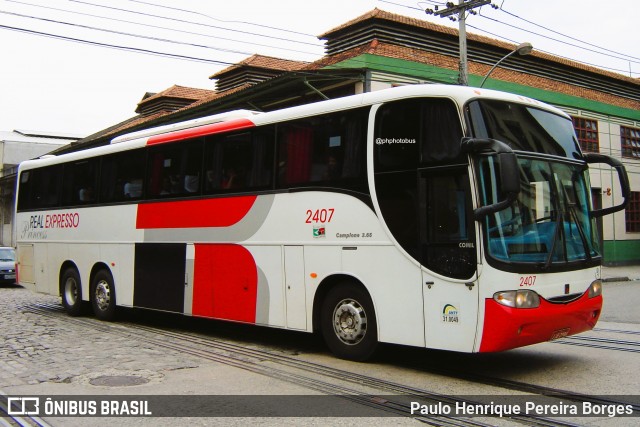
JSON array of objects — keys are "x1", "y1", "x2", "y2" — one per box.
[
  {"x1": 600, "y1": 280, "x2": 640, "y2": 324},
  {"x1": 2, "y1": 281, "x2": 639, "y2": 426}
]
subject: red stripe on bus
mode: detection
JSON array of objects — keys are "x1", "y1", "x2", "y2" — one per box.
[
  {"x1": 192, "y1": 244, "x2": 257, "y2": 323},
  {"x1": 136, "y1": 196, "x2": 257, "y2": 229},
  {"x1": 146, "y1": 118, "x2": 255, "y2": 145}
]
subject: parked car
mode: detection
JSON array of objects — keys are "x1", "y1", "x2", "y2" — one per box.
[{"x1": 0, "y1": 247, "x2": 16, "y2": 285}]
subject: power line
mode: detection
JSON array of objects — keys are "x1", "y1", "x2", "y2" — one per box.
[
  {"x1": 466, "y1": 23, "x2": 639, "y2": 76},
  {"x1": 379, "y1": 0, "x2": 639, "y2": 76},
  {"x1": 0, "y1": 10, "x2": 263, "y2": 58},
  {"x1": 476, "y1": 10, "x2": 640, "y2": 66},
  {"x1": 496, "y1": 2, "x2": 640, "y2": 62},
  {"x1": 4, "y1": 0, "x2": 320, "y2": 57},
  {"x1": 0, "y1": 24, "x2": 235, "y2": 65},
  {"x1": 67, "y1": 0, "x2": 321, "y2": 47},
  {"x1": 126, "y1": 0, "x2": 317, "y2": 38}
]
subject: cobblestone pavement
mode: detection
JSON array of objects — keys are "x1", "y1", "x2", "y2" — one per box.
[{"x1": 0, "y1": 285, "x2": 201, "y2": 389}]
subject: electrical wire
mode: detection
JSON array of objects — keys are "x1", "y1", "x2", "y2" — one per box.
[
  {"x1": 0, "y1": 23, "x2": 235, "y2": 65},
  {"x1": 126, "y1": 0, "x2": 317, "y2": 38},
  {"x1": 0, "y1": 10, "x2": 266, "y2": 58},
  {"x1": 3, "y1": 0, "x2": 321, "y2": 57},
  {"x1": 465, "y1": 23, "x2": 638, "y2": 75},
  {"x1": 496, "y1": 1, "x2": 640, "y2": 62},
  {"x1": 476, "y1": 11, "x2": 640, "y2": 66},
  {"x1": 66, "y1": 0, "x2": 321, "y2": 47},
  {"x1": 378, "y1": 0, "x2": 639, "y2": 75}
]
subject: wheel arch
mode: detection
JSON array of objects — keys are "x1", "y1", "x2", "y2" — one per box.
[
  {"x1": 312, "y1": 273, "x2": 372, "y2": 334},
  {"x1": 90, "y1": 262, "x2": 113, "y2": 284}
]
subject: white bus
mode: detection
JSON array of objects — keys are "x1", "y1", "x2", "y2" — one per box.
[{"x1": 15, "y1": 84, "x2": 629, "y2": 361}]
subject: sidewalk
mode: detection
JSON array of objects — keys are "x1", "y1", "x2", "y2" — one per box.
[{"x1": 601, "y1": 264, "x2": 640, "y2": 282}]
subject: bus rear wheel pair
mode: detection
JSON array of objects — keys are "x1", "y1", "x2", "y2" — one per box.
[{"x1": 60, "y1": 267, "x2": 116, "y2": 321}]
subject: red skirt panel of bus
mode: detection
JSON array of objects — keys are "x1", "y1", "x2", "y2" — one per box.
[
  {"x1": 479, "y1": 293, "x2": 602, "y2": 352},
  {"x1": 192, "y1": 244, "x2": 257, "y2": 323}
]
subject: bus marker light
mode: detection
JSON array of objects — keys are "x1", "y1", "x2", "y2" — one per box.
[{"x1": 310, "y1": 273, "x2": 318, "y2": 279}]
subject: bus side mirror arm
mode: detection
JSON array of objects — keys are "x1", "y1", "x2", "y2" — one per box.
[
  {"x1": 584, "y1": 153, "x2": 630, "y2": 218},
  {"x1": 461, "y1": 138, "x2": 521, "y2": 220}
]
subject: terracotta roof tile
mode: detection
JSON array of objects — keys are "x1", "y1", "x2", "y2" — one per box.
[
  {"x1": 319, "y1": 8, "x2": 640, "y2": 86},
  {"x1": 309, "y1": 40, "x2": 639, "y2": 111},
  {"x1": 210, "y1": 54, "x2": 309, "y2": 79},
  {"x1": 137, "y1": 85, "x2": 216, "y2": 108}
]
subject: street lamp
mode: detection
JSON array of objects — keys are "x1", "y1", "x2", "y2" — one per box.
[{"x1": 480, "y1": 42, "x2": 533, "y2": 88}]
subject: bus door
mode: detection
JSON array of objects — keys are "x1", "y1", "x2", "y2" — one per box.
[{"x1": 419, "y1": 166, "x2": 479, "y2": 352}]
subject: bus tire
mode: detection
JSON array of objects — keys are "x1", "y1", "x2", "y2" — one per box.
[
  {"x1": 91, "y1": 269, "x2": 116, "y2": 321},
  {"x1": 61, "y1": 267, "x2": 83, "y2": 317},
  {"x1": 320, "y1": 282, "x2": 378, "y2": 361}
]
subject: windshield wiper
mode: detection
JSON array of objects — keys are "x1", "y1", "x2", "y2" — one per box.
[
  {"x1": 561, "y1": 177, "x2": 592, "y2": 262},
  {"x1": 544, "y1": 210, "x2": 563, "y2": 269}
]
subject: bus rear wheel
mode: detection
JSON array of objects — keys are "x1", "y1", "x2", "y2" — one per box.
[
  {"x1": 61, "y1": 267, "x2": 83, "y2": 317},
  {"x1": 320, "y1": 283, "x2": 378, "y2": 361},
  {"x1": 91, "y1": 269, "x2": 116, "y2": 321}
]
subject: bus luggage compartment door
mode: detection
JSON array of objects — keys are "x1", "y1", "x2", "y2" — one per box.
[{"x1": 284, "y1": 246, "x2": 307, "y2": 330}]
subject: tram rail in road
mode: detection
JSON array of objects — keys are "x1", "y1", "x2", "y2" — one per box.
[{"x1": 14, "y1": 302, "x2": 639, "y2": 425}]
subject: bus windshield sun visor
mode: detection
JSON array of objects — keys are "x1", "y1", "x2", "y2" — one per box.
[{"x1": 461, "y1": 137, "x2": 520, "y2": 219}]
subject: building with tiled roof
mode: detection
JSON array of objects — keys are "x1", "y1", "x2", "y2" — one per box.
[
  {"x1": 13, "y1": 8, "x2": 640, "y2": 263},
  {"x1": 210, "y1": 54, "x2": 309, "y2": 92}
]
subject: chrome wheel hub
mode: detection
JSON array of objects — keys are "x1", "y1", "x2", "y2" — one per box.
[
  {"x1": 332, "y1": 298, "x2": 367, "y2": 345},
  {"x1": 95, "y1": 280, "x2": 111, "y2": 311},
  {"x1": 64, "y1": 278, "x2": 78, "y2": 305}
]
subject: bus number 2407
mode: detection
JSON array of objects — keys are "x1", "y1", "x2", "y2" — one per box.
[{"x1": 305, "y1": 208, "x2": 335, "y2": 224}]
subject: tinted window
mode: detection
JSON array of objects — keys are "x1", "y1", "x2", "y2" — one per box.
[
  {"x1": 146, "y1": 139, "x2": 203, "y2": 199},
  {"x1": 277, "y1": 109, "x2": 367, "y2": 190},
  {"x1": 204, "y1": 128, "x2": 274, "y2": 193},
  {"x1": 100, "y1": 149, "x2": 146, "y2": 203},
  {"x1": 467, "y1": 100, "x2": 581, "y2": 158},
  {"x1": 374, "y1": 98, "x2": 463, "y2": 172},
  {"x1": 62, "y1": 159, "x2": 99, "y2": 206},
  {"x1": 17, "y1": 165, "x2": 62, "y2": 211}
]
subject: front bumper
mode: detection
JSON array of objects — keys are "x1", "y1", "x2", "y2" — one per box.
[{"x1": 479, "y1": 292, "x2": 602, "y2": 352}]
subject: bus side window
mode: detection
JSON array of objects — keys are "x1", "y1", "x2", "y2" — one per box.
[
  {"x1": 100, "y1": 149, "x2": 145, "y2": 203},
  {"x1": 18, "y1": 165, "x2": 62, "y2": 211},
  {"x1": 204, "y1": 128, "x2": 274, "y2": 194},
  {"x1": 146, "y1": 139, "x2": 203, "y2": 199},
  {"x1": 62, "y1": 159, "x2": 99, "y2": 206},
  {"x1": 277, "y1": 109, "x2": 366, "y2": 189}
]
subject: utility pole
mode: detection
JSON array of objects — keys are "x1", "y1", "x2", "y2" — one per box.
[{"x1": 426, "y1": 0, "x2": 492, "y2": 86}]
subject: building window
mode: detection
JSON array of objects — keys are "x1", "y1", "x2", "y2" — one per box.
[
  {"x1": 626, "y1": 192, "x2": 640, "y2": 233},
  {"x1": 621, "y1": 126, "x2": 640, "y2": 159},
  {"x1": 572, "y1": 116, "x2": 599, "y2": 152}
]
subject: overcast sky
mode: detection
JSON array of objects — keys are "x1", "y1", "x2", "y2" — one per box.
[{"x1": 0, "y1": 0, "x2": 637, "y2": 136}]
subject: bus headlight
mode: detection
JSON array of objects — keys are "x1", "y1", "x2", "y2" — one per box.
[
  {"x1": 494, "y1": 290, "x2": 540, "y2": 309},
  {"x1": 588, "y1": 280, "x2": 602, "y2": 298}
]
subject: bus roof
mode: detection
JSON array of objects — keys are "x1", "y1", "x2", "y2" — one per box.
[{"x1": 19, "y1": 84, "x2": 568, "y2": 171}]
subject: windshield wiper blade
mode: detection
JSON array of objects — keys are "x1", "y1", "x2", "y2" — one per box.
[{"x1": 544, "y1": 210, "x2": 563, "y2": 269}]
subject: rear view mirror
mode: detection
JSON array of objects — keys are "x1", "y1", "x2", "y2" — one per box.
[
  {"x1": 461, "y1": 138, "x2": 520, "y2": 219},
  {"x1": 584, "y1": 153, "x2": 630, "y2": 217}
]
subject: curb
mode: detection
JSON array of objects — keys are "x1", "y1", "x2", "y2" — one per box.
[{"x1": 602, "y1": 277, "x2": 630, "y2": 283}]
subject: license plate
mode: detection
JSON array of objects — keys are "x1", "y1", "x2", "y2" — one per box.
[{"x1": 550, "y1": 328, "x2": 570, "y2": 340}]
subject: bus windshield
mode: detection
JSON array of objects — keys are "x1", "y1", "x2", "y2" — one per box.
[
  {"x1": 468, "y1": 100, "x2": 600, "y2": 271},
  {"x1": 477, "y1": 155, "x2": 599, "y2": 269}
]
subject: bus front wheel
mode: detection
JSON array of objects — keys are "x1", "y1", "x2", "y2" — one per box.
[
  {"x1": 91, "y1": 269, "x2": 116, "y2": 321},
  {"x1": 320, "y1": 282, "x2": 378, "y2": 361},
  {"x1": 61, "y1": 267, "x2": 83, "y2": 317}
]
